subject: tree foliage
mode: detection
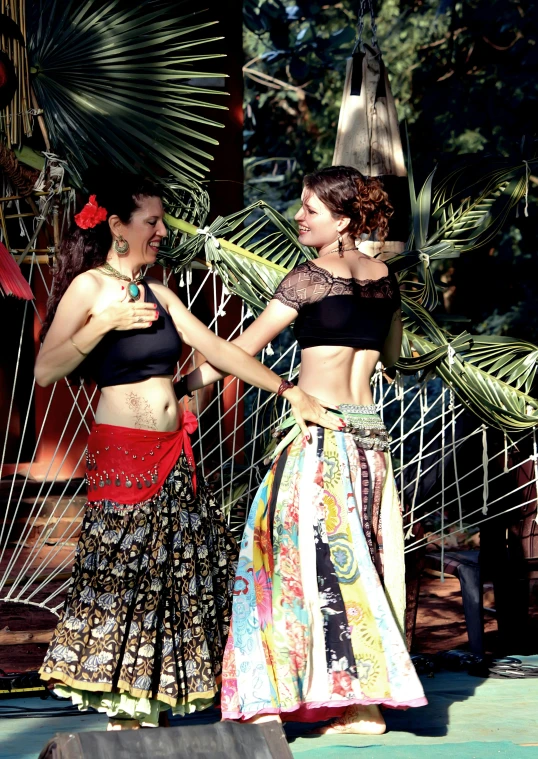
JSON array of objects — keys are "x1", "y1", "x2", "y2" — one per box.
[{"x1": 242, "y1": 0, "x2": 538, "y2": 342}]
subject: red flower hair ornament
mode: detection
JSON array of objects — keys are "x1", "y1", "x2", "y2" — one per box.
[{"x1": 74, "y1": 195, "x2": 108, "y2": 229}]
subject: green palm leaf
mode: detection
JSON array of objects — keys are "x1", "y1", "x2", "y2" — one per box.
[
  {"x1": 162, "y1": 200, "x2": 314, "y2": 314},
  {"x1": 397, "y1": 296, "x2": 538, "y2": 430},
  {"x1": 161, "y1": 166, "x2": 538, "y2": 433},
  {"x1": 401, "y1": 140, "x2": 535, "y2": 312},
  {"x1": 28, "y1": 0, "x2": 227, "y2": 190}
]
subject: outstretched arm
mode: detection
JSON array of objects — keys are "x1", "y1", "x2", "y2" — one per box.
[
  {"x1": 185, "y1": 298, "x2": 297, "y2": 392},
  {"x1": 159, "y1": 286, "x2": 341, "y2": 437}
]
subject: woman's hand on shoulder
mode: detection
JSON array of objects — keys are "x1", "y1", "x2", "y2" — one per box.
[{"x1": 283, "y1": 386, "x2": 344, "y2": 439}]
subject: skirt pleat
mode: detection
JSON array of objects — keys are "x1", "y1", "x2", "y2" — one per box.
[
  {"x1": 39, "y1": 453, "x2": 238, "y2": 720},
  {"x1": 221, "y1": 414, "x2": 426, "y2": 721}
]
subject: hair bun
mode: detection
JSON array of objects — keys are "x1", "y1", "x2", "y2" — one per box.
[{"x1": 303, "y1": 166, "x2": 393, "y2": 243}]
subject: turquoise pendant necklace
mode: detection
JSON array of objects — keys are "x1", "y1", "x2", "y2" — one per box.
[{"x1": 99, "y1": 262, "x2": 144, "y2": 301}]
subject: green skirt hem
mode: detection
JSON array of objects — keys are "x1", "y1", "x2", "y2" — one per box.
[{"x1": 54, "y1": 685, "x2": 214, "y2": 727}]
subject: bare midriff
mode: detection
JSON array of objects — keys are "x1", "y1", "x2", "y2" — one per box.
[
  {"x1": 297, "y1": 344, "x2": 380, "y2": 407},
  {"x1": 96, "y1": 376, "x2": 181, "y2": 432}
]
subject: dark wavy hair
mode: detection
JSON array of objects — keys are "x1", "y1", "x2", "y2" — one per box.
[
  {"x1": 41, "y1": 173, "x2": 163, "y2": 342},
  {"x1": 303, "y1": 165, "x2": 394, "y2": 244}
]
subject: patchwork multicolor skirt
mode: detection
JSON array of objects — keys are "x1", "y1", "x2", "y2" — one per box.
[
  {"x1": 221, "y1": 405, "x2": 426, "y2": 721},
  {"x1": 39, "y1": 421, "x2": 238, "y2": 726}
]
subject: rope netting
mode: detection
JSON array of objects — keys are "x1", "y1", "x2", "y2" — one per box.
[{"x1": 0, "y1": 258, "x2": 537, "y2": 617}]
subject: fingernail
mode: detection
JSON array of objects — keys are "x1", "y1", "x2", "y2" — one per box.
[{"x1": 121, "y1": 286, "x2": 125, "y2": 290}]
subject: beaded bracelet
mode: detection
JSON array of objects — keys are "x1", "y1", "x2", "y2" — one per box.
[{"x1": 277, "y1": 379, "x2": 294, "y2": 397}]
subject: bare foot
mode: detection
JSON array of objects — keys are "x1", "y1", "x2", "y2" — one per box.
[
  {"x1": 315, "y1": 704, "x2": 386, "y2": 735},
  {"x1": 107, "y1": 718, "x2": 141, "y2": 731}
]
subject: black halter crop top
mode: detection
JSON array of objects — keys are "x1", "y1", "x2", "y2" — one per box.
[
  {"x1": 87, "y1": 281, "x2": 182, "y2": 389},
  {"x1": 273, "y1": 260, "x2": 401, "y2": 351}
]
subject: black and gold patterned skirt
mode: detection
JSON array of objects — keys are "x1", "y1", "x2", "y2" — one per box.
[{"x1": 39, "y1": 453, "x2": 238, "y2": 724}]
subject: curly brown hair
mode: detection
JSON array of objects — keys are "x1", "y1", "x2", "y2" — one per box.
[
  {"x1": 41, "y1": 173, "x2": 163, "y2": 343},
  {"x1": 303, "y1": 165, "x2": 394, "y2": 244}
]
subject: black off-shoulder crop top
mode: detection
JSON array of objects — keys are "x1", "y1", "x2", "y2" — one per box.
[
  {"x1": 87, "y1": 281, "x2": 182, "y2": 389},
  {"x1": 273, "y1": 260, "x2": 401, "y2": 351}
]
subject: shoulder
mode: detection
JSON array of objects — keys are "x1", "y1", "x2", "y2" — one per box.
[
  {"x1": 355, "y1": 256, "x2": 389, "y2": 280},
  {"x1": 65, "y1": 270, "x2": 102, "y2": 298}
]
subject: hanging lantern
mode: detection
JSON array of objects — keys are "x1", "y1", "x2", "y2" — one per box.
[{"x1": 333, "y1": 2, "x2": 409, "y2": 259}]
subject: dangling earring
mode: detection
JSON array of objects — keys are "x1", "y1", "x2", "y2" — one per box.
[
  {"x1": 337, "y1": 234, "x2": 344, "y2": 258},
  {"x1": 114, "y1": 235, "x2": 129, "y2": 255}
]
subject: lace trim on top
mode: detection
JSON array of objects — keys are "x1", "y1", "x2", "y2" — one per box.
[{"x1": 273, "y1": 260, "x2": 397, "y2": 311}]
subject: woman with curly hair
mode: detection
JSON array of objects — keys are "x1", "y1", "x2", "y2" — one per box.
[
  {"x1": 35, "y1": 173, "x2": 340, "y2": 729},
  {"x1": 184, "y1": 166, "x2": 427, "y2": 733}
]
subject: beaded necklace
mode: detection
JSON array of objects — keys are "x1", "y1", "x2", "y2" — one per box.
[{"x1": 98, "y1": 262, "x2": 144, "y2": 301}]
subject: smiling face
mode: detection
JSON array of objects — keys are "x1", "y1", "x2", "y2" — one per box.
[
  {"x1": 109, "y1": 195, "x2": 167, "y2": 265},
  {"x1": 294, "y1": 188, "x2": 349, "y2": 251}
]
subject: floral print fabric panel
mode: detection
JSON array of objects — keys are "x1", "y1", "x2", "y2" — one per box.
[
  {"x1": 40, "y1": 454, "x2": 238, "y2": 710},
  {"x1": 221, "y1": 415, "x2": 426, "y2": 720}
]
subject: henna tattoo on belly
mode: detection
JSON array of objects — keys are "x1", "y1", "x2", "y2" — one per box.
[{"x1": 125, "y1": 392, "x2": 158, "y2": 430}]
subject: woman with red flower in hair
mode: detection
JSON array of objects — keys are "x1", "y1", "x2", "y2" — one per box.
[{"x1": 35, "y1": 173, "x2": 340, "y2": 729}]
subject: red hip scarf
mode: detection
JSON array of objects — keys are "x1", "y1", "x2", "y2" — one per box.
[{"x1": 86, "y1": 411, "x2": 198, "y2": 507}]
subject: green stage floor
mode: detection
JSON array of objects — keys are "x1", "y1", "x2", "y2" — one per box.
[{"x1": 1, "y1": 659, "x2": 538, "y2": 759}]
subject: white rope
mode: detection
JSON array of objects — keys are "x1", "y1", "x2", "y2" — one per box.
[
  {"x1": 196, "y1": 226, "x2": 221, "y2": 248},
  {"x1": 450, "y1": 388, "x2": 463, "y2": 529},
  {"x1": 212, "y1": 271, "x2": 226, "y2": 512},
  {"x1": 419, "y1": 252, "x2": 430, "y2": 268},
  {"x1": 482, "y1": 425, "x2": 489, "y2": 515},
  {"x1": 405, "y1": 385, "x2": 425, "y2": 540},
  {"x1": 532, "y1": 427, "x2": 538, "y2": 524},
  {"x1": 2, "y1": 247, "x2": 538, "y2": 615}
]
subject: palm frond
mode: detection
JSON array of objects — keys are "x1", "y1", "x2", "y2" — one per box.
[
  {"x1": 402, "y1": 151, "x2": 534, "y2": 311},
  {"x1": 397, "y1": 296, "x2": 538, "y2": 431},
  {"x1": 28, "y1": 0, "x2": 227, "y2": 189},
  {"x1": 162, "y1": 201, "x2": 314, "y2": 314},
  {"x1": 161, "y1": 169, "x2": 538, "y2": 432}
]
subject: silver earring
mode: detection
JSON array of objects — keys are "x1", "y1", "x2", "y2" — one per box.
[
  {"x1": 337, "y1": 234, "x2": 344, "y2": 257},
  {"x1": 114, "y1": 235, "x2": 129, "y2": 255}
]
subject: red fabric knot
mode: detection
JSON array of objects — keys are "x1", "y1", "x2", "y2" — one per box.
[
  {"x1": 74, "y1": 195, "x2": 108, "y2": 229},
  {"x1": 179, "y1": 410, "x2": 198, "y2": 493},
  {"x1": 86, "y1": 412, "x2": 200, "y2": 506},
  {"x1": 182, "y1": 410, "x2": 198, "y2": 435}
]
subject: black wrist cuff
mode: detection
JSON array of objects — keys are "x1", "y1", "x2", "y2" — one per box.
[{"x1": 174, "y1": 375, "x2": 193, "y2": 400}]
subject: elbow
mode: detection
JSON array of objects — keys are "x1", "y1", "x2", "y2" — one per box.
[
  {"x1": 34, "y1": 370, "x2": 51, "y2": 388},
  {"x1": 380, "y1": 350, "x2": 400, "y2": 370},
  {"x1": 34, "y1": 361, "x2": 54, "y2": 388}
]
